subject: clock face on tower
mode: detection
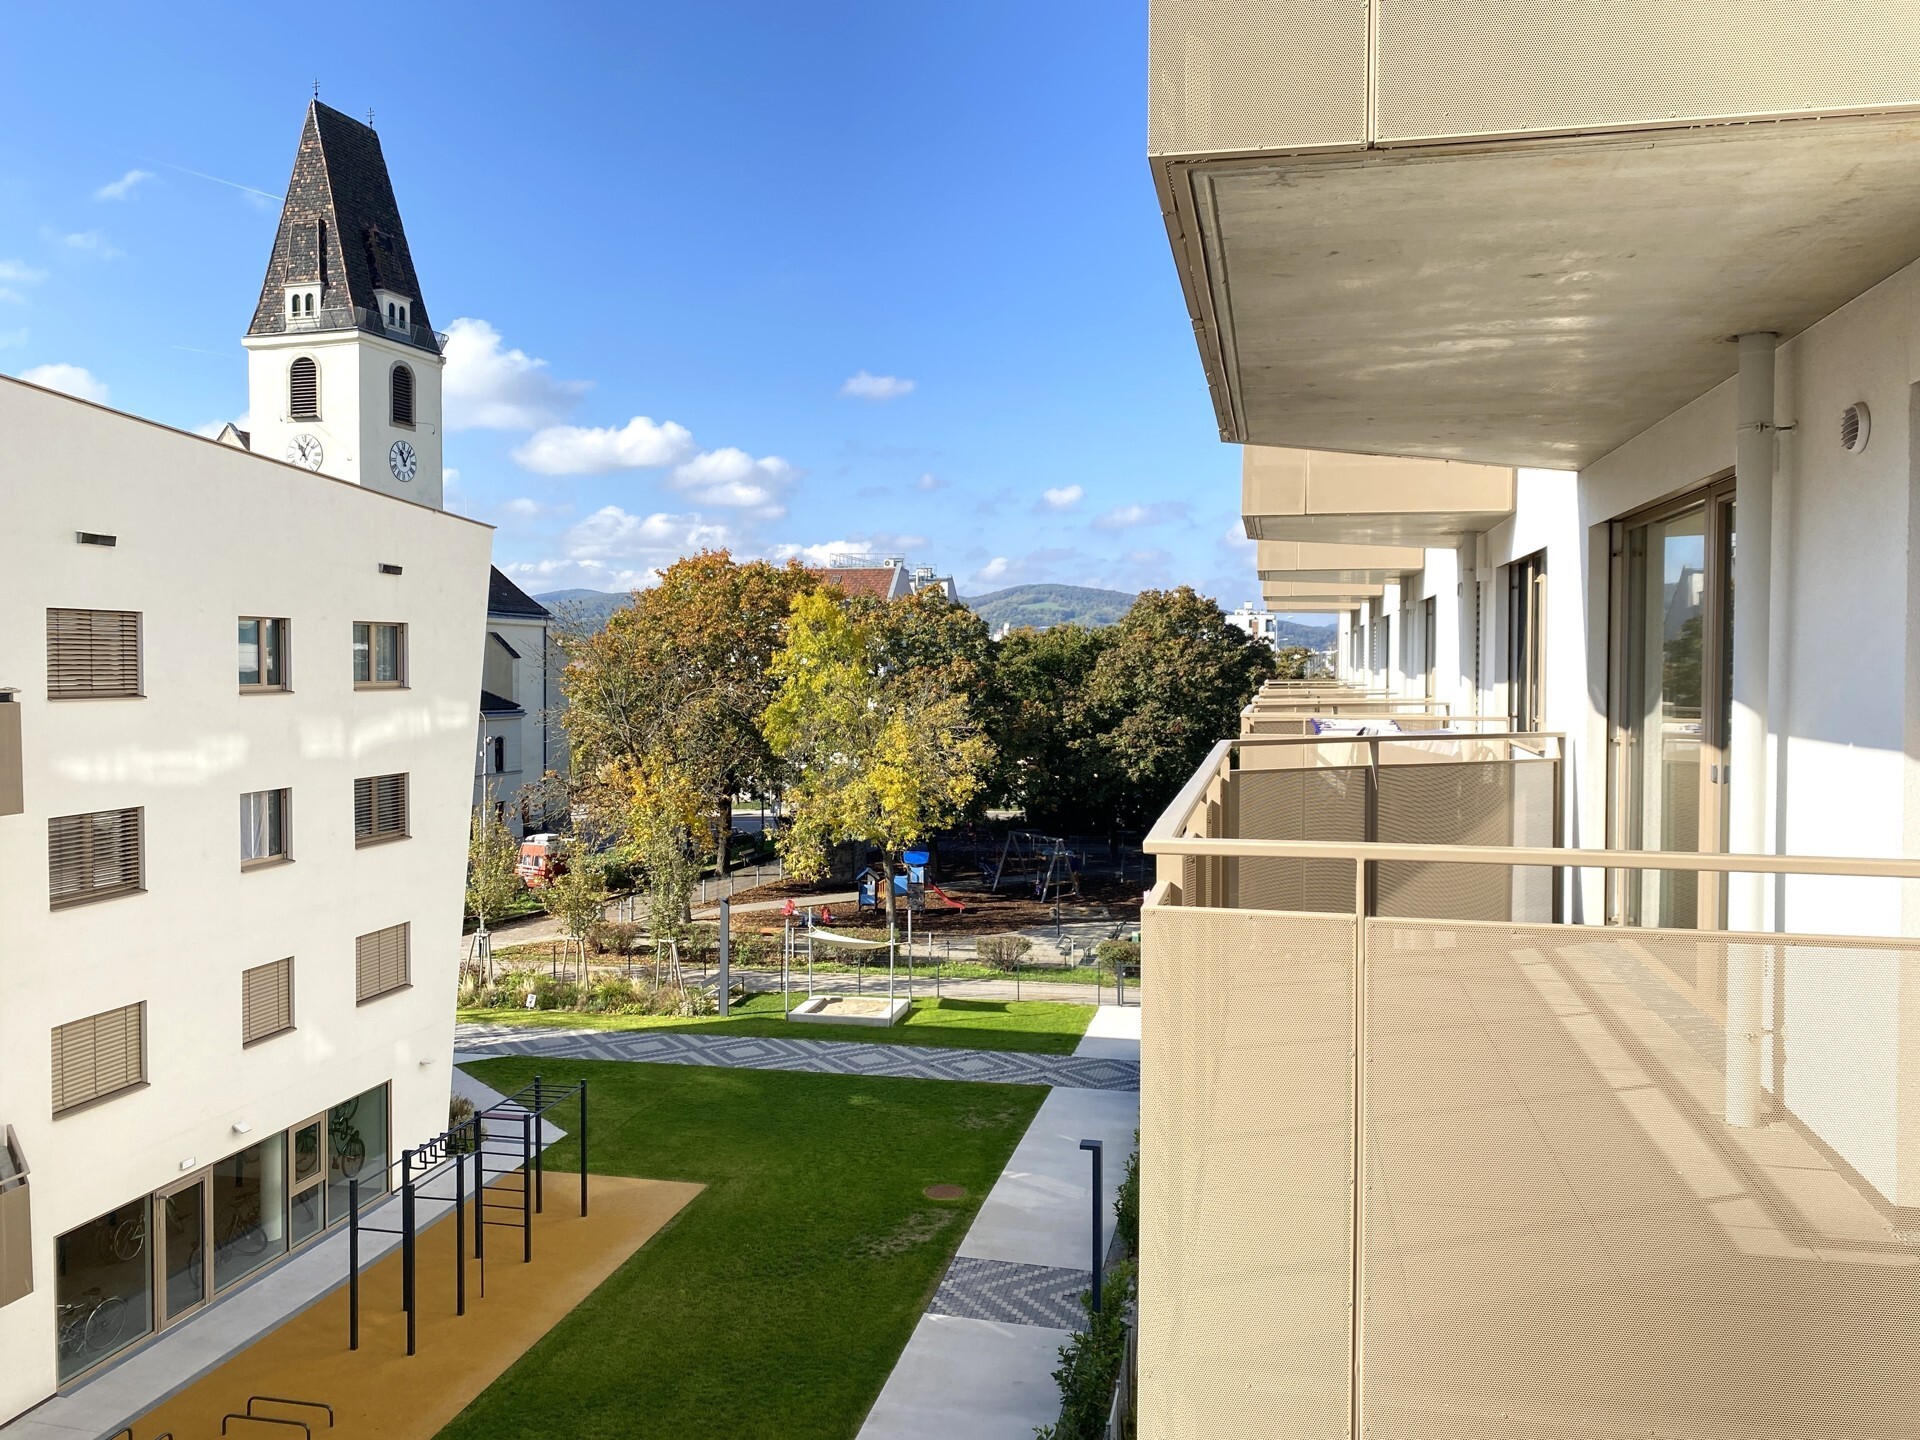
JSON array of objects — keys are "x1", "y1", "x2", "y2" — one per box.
[
  {"x1": 388, "y1": 440, "x2": 418, "y2": 483},
  {"x1": 286, "y1": 433, "x2": 324, "y2": 470}
]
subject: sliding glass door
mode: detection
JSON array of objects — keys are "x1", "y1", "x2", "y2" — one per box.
[{"x1": 1612, "y1": 480, "x2": 1734, "y2": 929}]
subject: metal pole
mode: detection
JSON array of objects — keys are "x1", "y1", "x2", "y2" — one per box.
[
  {"x1": 348, "y1": 1176, "x2": 360, "y2": 1351},
  {"x1": 717, "y1": 897, "x2": 732, "y2": 1017},
  {"x1": 532, "y1": 1076, "x2": 544, "y2": 1214},
  {"x1": 1079, "y1": 1139, "x2": 1103, "y2": 1314},
  {"x1": 472, "y1": 1116, "x2": 485, "y2": 1262},
  {"x1": 579, "y1": 1080, "x2": 589, "y2": 1217},
  {"x1": 521, "y1": 1113, "x2": 533, "y2": 1262},
  {"x1": 455, "y1": 1145, "x2": 467, "y2": 1317},
  {"x1": 402, "y1": 1151, "x2": 416, "y2": 1356}
]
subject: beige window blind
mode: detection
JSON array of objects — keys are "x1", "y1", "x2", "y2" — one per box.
[
  {"x1": 51, "y1": 1002, "x2": 145, "y2": 1114},
  {"x1": 354, "y1": 773, "x2": 409, "y2": 844},
  {"x1": 46, "y1": 609, "x2": 141, "y2": 699},
  {"x1": 49, "y1": 807, "x2": 143, "y2": 907},
  {"x1": 355, "y1": 923, "x2": 410, "y2": 1002},
  {"x1": 241, "y1": 958, "x2": 295, "y2": 1044}
]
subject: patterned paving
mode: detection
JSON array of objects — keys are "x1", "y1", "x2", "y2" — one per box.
[
  {"x1": 928, "y1": 1257, "x2": 1094, "y2": 1329},
  {"x1": 453, "y1": 1023, "x2": 1141, "y2": 1091}
]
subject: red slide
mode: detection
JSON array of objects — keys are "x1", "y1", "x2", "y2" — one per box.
[{"x1": 926, "y1": 884, "x2": 967, "y2": 912}]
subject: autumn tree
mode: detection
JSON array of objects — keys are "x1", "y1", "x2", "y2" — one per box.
[
  {"x1": 560, "y1": 551, "x2": 816, "y2": 881},
  {"x1": 763, "y1": 588, "x2": 994, "y2": 934},
  {"x1": 465, "y1": 805, "x2": 523, "y2": 979},
  {"x1": 1076, "y1": 587, "x2": 1277, "y2": 829}
]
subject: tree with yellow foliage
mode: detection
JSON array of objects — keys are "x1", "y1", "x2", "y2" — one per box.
[{"x1": 762, "y1": 588, "x2": 994, "y2": 936}]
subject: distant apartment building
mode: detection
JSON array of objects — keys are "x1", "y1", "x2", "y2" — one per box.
[
  {"x1": 477, "y1": 569, "x2": 565, "y2": 838},
  {"x1": 0, "y1": 101, "x2": 489, "y2": 1421},
  {"x1": 809, "y1": 555, "x2": 958, "y2": 603},
  {"x1": 1141, "y1": 6, "x2": 1920, "y2": 1437}
]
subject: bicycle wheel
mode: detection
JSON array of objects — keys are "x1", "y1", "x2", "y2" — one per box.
[
  {"x1": 109, "y1": 1215, "x2": 145, "y2": 1262},
  {"x1": 85, "y1": 1295, "x2": 127, "y2": 1353},
  {"x1": 338, "y1": 1136, "x2": 366, "y2": 1177}
]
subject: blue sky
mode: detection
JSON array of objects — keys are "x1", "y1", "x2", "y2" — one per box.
[{"x1": 0, "y1": 1, "x2": 1274, "y2": 608}]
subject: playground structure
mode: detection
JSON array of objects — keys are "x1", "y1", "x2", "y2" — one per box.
[
  {"x1": 988, "y1": 831, "x2": 1082, "y2": 902},
  {"x1": 856, "y1": 847, "x2": 968, "y2": 915}
]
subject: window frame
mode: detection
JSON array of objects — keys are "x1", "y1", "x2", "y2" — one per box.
[
  {"x1": 352, "y1": 621, "x2": 408, "y2": 690},
  {"x1": 353, "y1": 772, "x2": 410, "y2": 847},
  {"x1": 240, "y1": 958, "x2": 296, "y2": 1047},
  {"x1": 237, "y1": 616, "x2": 292, "y2": 693},
  {"x1": 51, "y1": 1002, "x2": 147, "y2": 1116},
  {"x1": 46, "y1": 608, "x2": 143, "y2": 700},
  {"x1": 390, "y1": 362, "x2": 415, "y2": 428},
  {"x1": 48, "y1": 807, "x2": 144, "y2": 910},
  {"x1": 240, "y1": 788, "x2": 292, "y2": 870}
]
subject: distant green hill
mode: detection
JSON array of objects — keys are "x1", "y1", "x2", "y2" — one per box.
[
  {"x1": 965, "y1": 584, "x2": 1136, "y2": 631},
  {"x1": 534, "y1": 589, "x2": 632, "y2": 630}
]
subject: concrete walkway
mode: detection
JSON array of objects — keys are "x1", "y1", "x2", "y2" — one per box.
[
  {"x1": 858, "y1": 1007, "x2": 1141, "y2": 1440},
  {"x1": 0, "y1": 1072, "x2": 562, "y2": 1440},
  {"x1": 452, "y1": 1021, "x2": 1140, "y2": 1091}
]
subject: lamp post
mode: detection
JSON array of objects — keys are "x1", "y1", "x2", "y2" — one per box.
[{"x1": 1080, "y1": 1138, "x2": 1104, "y2": 1314}]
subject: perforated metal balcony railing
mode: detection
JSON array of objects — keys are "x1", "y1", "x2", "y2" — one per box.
[{"x1": 1140, "y1": 741, "x2": 1920, "y2": 1439}]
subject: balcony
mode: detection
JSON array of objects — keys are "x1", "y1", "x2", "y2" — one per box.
[
  {"x1": 1151, "y1": 1, "x2": 1920, "y2": 463},
  {"x1": 1139, "y1": 738, "x2": 1920, "y2": 1437},
  {"x1": 1243, "y1": 448, "x2": 1514, "y2": 550}
]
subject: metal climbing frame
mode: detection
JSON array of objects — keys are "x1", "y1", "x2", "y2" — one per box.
[{"x1": 346, "y1": 1076, "x2": 588, "y2": 1356}]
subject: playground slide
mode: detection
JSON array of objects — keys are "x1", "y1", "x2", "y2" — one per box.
[{"x1": 925, "y1": 884, "x2": 967, "y2": 912}]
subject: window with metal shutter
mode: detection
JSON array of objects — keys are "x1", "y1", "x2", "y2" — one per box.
[
  {"x1": 355, "y1": 923, "x2": 410, "y2": 1002},
  {"x1": 241, "y1": 958, "x2": 294, "y2": 1044},
  {"x1": 48, "y1": 807, "x2": 143, "y2": 907},
  {"x1": 391, "y1": 364, "x2": 414, "y2": 426},
  {"x1": 289, "y1": 356, "x2": 319, "y2": 420},
  {"x1": 353, "y1": 773, "x2": 409, "y2": 845},
  {"x1": 46, "y1": 609, "x2": 141, "y2": 699},
  {"x1": 51, "y1": 1003, "x2": 145, "y2": 1114}
]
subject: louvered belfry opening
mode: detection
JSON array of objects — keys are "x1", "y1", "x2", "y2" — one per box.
[
  {"x1": 241, "y1": 958, "x2": 295, "y2": 1044},
  {"x1": 353, "y1": 772, "x2": 409, "y2": 844},
  {"x1": 48, "y1": 807, "x2": 143, "y2": 908},
  {"x1": 51, "y1": 1003, "x2": 145, "y2": 1114},
  {"x1": 46, "y1": 608, "x2": 140, "y2": 699},
  {"x1": 288, "y1": 356, "x2": 320, "y2": 420},
  {"x1": 390, "y1": 363, "x2": 415, "y2": 426},
  {"x1": 355, "y1": 923, "x2": 409, "y2": 1001}
]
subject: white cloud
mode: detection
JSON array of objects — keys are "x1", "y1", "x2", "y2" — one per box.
[
  {"x1": 53, "y1": 230, "x2": 121, "y2": 259},
  {"x1": 669, "y1": 447, "x2": 796, "y2": 514},
  {"x1": 94, "y1": 170, "x2": 154, "y2": 201},
  {"x1": 508, "y1": 506, "x2": 738, "y2": 590},
  {"x1": 1042, "y1": 484, "x2": 1084, "y2": 512},
  {"x1": 442, "y1": 317, "x2": 591, "y2": 431},
  {"x1": 1092, "y1": 500, "x2": 1188, "y2": 532},
  {"x1": 770, "y1": 532, "x2": 929, "y2": 568},
  {"x1": 0, "y1": 328, "x2": 25, "y2": 349},
  {"x1": 978, "y1": 557, "x2": 1012, "y2": 583},
  {"x1": 916, "y1": 472, "x2": 944, "y2": 492},
  {"x1": 840, "y1": 370, "x2": 916, "y2": 402},
  {"x1": 0, "y1": 260, "x2": 47, "y2": 285},
  {"x1": 513, "y1": 415, "x2": 696, "y2": 475},
  {"x1": 20, "y1": 363, "x2": 108, "y2": 403}
]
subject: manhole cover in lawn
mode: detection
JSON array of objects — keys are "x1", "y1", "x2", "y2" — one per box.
[{"x1": 924, "y1": 1184, "x2": 968, "y2": 1200}]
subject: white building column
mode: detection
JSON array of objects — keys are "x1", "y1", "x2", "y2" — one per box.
[{"x1": 1727, "y1": 331, "x2": 1778, "y2": 1127}]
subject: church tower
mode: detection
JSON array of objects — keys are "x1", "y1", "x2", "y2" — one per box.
[{"x1": 243, "y1": 101, "x2": 445, "y2": 508}]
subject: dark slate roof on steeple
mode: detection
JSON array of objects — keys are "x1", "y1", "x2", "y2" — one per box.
[
  {"x1": 247, "y1": 101, "x2": 441, "y2": 354},
  {"x1": 488, "y1": 566, "x2": 551, "y2": 620}
]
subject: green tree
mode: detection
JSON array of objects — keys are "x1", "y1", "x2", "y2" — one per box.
[
  {"x1": 1079, "y1": 587, "x2": 1276, "y2": 829},
  {"x1": 465, "y1": 805, "x2": 523, "y2": 979},
  {"x1": 763, "y1": 589, "x2": 995, "y2": 934},
  {"x1": 560, "y1": 551, "x2": 816, "y2": 875},
  {"x1": 984, "y1": 623, "x2": 1115, "y2": 831},
  {"x1": 541, "y1": 855, "x2": 607, "y2": 976},
  {"x1": 1274, "y1": 644, "x2": 1316, "y2": 680}
]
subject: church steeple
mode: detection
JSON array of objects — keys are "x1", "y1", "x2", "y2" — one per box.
[{"x1": 243, "y1": 101, "x2": 446, "y2": 507}]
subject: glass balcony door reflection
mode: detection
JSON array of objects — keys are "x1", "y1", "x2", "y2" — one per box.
[
  {"x1": 157, "y1": 1177, "x2": 208, "y2": 1324},
  {"x1": 1617, "y1": 483, "x2": 1734, "y2": 929}
]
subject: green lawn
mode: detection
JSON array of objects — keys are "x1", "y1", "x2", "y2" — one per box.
[
  {"x1": 439, "y1": 1060, "x2": 1045, "y2": 1440},
  {"x1": 459, "y1": 992, "x2": 1095, "y2": 1054}
]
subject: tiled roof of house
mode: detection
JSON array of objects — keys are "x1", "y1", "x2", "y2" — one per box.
[
  {"x1": 814, "y1": 566, "x2": 903, "y2": 600},
  {"x1": 247, "y1": 101, "x2": 440, "y2": 354},
  {"x1": 487, "y1": 566, "x2": 551, "y2": 620},
  {"x1": 479, "y1": 689, "x2": 524, "y2": 716}
]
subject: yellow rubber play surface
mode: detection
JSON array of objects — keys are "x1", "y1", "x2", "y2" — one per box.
[{"x1": 130, "y1": 1174, "x2": 701, "y2": 1439}]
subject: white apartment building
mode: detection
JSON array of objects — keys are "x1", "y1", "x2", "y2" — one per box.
[
  {"x1": 0, "y1": 101, "x2": 489, "y2": 1423},
  {"x1": 477, "y1": 568, "x2": 564, "y2": 838},
  {"x1": 1141, "y1": 6, "x2": 1920, "y2": 1437}
]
